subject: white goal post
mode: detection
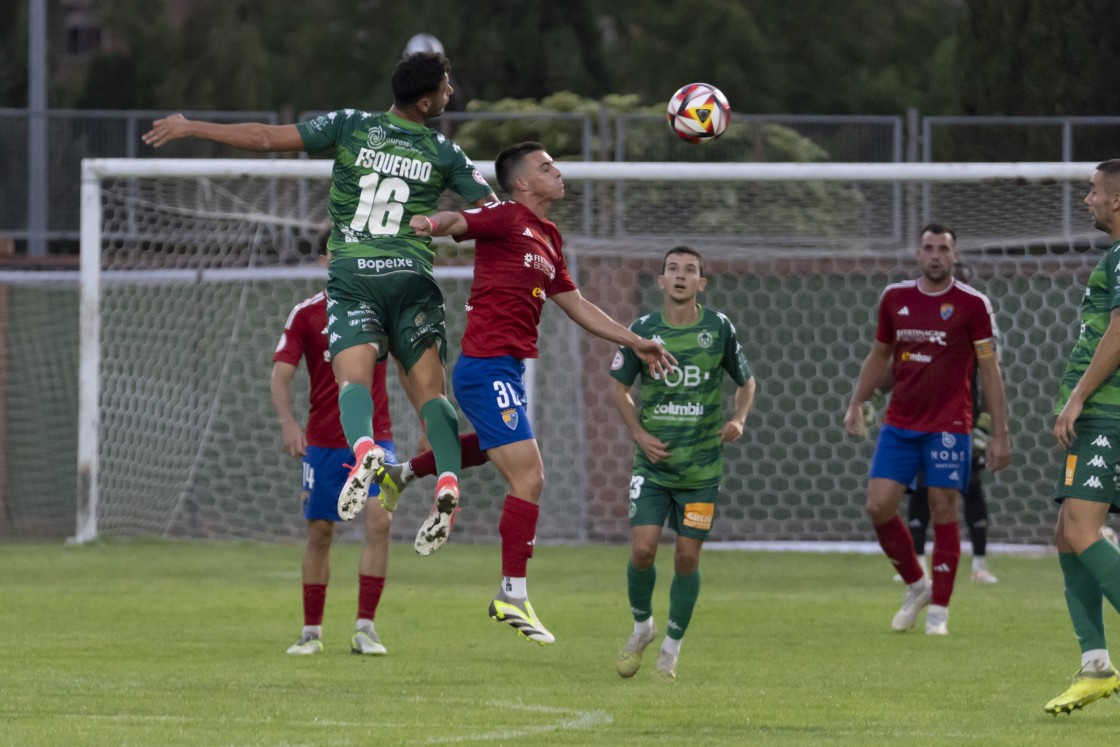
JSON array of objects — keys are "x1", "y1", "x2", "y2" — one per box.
[{"x1": 76, "y1": 158, "x2": 1101, "y2": 545}]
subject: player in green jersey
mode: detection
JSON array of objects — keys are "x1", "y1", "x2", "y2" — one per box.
[
  {"x1": 608, "y1": 246, "x2": 756, "y2": 680},
  {"x1": 143, "y1": 53, "x2": 497, "y2": 544},
  {"x1": 1046, "y1": 159, "x2": 1120, "y2": 715}
]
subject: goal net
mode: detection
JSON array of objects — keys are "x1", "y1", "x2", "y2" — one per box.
[{"x1": 55, "y1": 158, "x2": 1102, "y2": 546}]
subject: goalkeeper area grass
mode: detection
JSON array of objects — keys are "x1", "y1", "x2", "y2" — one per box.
[{"x1": 1, "y1": 541, "x2": 1115, "y2": 745}]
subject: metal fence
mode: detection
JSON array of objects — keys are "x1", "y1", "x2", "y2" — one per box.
[{"x1": 5, "y1": 109, "x2": 1120, "y2": 256}]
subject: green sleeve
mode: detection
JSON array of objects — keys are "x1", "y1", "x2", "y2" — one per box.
[
  {"x1": 721, "y1": 317, "x2": 752, "y2": 386},
  {"x1": 295, "y1": 110, "x2": 346, "y2": 153}
]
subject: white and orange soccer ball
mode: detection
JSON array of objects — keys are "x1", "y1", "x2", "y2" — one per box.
[{"x1": 666, "y1": 83, "x2": 730, "y2": 144}]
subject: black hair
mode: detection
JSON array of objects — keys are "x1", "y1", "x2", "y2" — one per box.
[
  {"x1": 920, "y1": 223, "x2": 956, "y2": 243},
  {"x1": 661, "y1": 245, "x2": 705, "y2": 277},
  {"x1": 391, "y1": 52, "x2": 450, "y2": 106},
  {"x1": 494, "y1": 141, "x2": 546, "y2": 195}
]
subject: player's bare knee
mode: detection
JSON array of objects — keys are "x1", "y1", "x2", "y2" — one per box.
[
  {"x1": 631, "y1": 544, "x2": 657, "y2": 568},
  {"x1": 307, "y1": 520, "x2": 334, "y2": 551},
  {"x1": 365, "y1": 507, "x2": 392, "y2": 538}
]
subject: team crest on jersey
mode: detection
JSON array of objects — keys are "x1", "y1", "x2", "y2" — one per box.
[
  {"x1": 366, "y1": 125, "x2": 386, "y2": 148},
  {"x1": 697, "y1": 330, "x2": 713, "y2": 348},
  {"x1": 940, "y1": 303, "x2": 954, "y2": 320},
  {"x1": 501, "y1": 408, "x2": 519, "y2": 430}
]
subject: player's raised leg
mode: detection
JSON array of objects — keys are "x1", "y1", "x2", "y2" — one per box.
[
  {"x1": 333, "y1": 342, "x2": 386, "y2": 521},
  {"x1": 375, "y1": 432, "x2": 490, "y2": 512}
]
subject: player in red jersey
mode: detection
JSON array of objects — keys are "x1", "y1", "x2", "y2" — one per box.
[
  {"x1": 407, "y1": 142, "x2": 673, "y2": 644},
  {"x1": 271, "y1": 238, "x2": 397, "y2": 656},
  {"x1": 844, "y1": 224, "x2": 1012, "y2": 636}
]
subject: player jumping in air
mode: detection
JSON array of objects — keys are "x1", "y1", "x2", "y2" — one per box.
[
  {"x1": 408, "y1": 141, "x2": 673, "y2": 644},
  {"x1": 144, "y1": 52, "x2": 497, "y2": 549}
]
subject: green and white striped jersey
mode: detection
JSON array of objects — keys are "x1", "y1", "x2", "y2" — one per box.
[
  {"x1": 1057, "y1": 239, "x2": 1120, "y2": 418},
  {"x1": 297, "y1": 109, "x2": 493, "y2": 276},
  {"x1": 610, "y1": 305, "x2": 752, "y2": 489}
]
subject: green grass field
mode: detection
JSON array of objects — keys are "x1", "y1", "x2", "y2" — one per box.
[{"x1": 1, "y1": 541, "x2": 1116, "y2": 745}]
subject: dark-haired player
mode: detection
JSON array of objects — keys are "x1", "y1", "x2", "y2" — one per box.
[
  {"x1": 144, "y1": 52, "x2": 497, "y2": 547},
  {"x1": 844, "y1": 224, "x2": 1011, "y2": 636},
  {"x1": 271, "y1": 232, "x2": 396, "y2": 656},
  {"x1": 410, "y1": 142, "x2": 673, "y2": 644},
  {"x1": 609, "y1": 246, "x2": 756, "y2": 680}
]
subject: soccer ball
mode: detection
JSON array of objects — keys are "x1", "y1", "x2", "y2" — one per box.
[{"x1": 666, "y1": 83, "x2": 730, "y2": 144}]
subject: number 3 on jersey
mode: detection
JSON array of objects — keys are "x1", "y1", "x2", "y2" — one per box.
[{"x1": 351, "y1": 173, "x2": 410, "y2": 235}]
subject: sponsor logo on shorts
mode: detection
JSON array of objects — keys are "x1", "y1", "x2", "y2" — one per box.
[
  {"x1": 610, "y1": 350, "x2": 624, "y2": 371},
  {"x1": 1065, "y1": 455, "x2": 1078, "y2": 486},
  {"x1": 628, "y1": 500, "x2": 637, "y2": 519},
  {"x1": 1084, "y1": 476, "x2": 1104, "y2": 490},
  {"x1": 330, "y1": 332, "x2": 341, "y2": 343},
  {"x1": 501, "y1": 408, "x2": 519, "y2": 430},
  {"x1": 941, "y1": 433, "x2": 957, "y2": 449},
  {"x1": 682, "y1": 502, "x2": 714, "y2": 531},
  {"x1": 1093, "y1": 435, "x2": 1113, "y2": 448},
  {"x1": 1089, "y1": 455, "x2": 1108, "y2": 468}
]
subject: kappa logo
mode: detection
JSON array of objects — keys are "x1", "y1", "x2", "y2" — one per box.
[
  {"x1": 1093, "y1": 435, "x2": 1113, "y2": 448},
  {"x1": 1084, "y1": 476, "x2": 1104, "y2": 490},
  {"x1": 1089, "y1": 455, "x2": 1108, "y2": 468},
  {"x1": 897, "y1": 306, "x2": 910, "y2": 316}
]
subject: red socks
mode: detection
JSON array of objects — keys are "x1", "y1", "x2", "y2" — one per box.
[
  {"x1": 357, "y1": 575, "x2": 385, "y2": 621},
  {"x1": 874, "y1": 516, "x2": 924, "y2": 584},
  {"x1": 302, "y1": 583, "x2": 327, "y2": 626},
  {"x1": 499, "y1": 495, "x2": 539, "y2": 577},
  {"x1": 931, "y1": 521, "x2": 961, "y2": 606},
  {"x1": 411, "y1": 432, "x2": 488, "y2": 478}
]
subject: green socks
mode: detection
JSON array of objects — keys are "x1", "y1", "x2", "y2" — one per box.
[
  {"x1": 338, "y1": 383, "x2": 374, "y2": 448},
  {"x1": 1060, "y1": 551, "x2": 1106, "y2": 653},
  {"x1": 420, "y1": 398, "x2": 461, "y2": 477},
  {"x1": 667, "y1": 569, "x2": 701, "y2": 641},
  {"x1": 627, "y1": 561, "x2": 656, "y2": 622}
]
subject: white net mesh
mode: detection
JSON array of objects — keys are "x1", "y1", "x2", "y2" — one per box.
[{"x1": 60, "y1": 159, "x2": 1105, "y2": 545}]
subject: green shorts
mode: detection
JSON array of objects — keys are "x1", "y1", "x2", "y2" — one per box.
[
  {"x1": 1055, "y1": 417, "x2": 1120, "y2": 512},
  {"x1": 325, "y1": 256, "x2": 447, "y2": 372},
  {"x1": 627, "y1": 475, "x2": 720, "y2": 541}
]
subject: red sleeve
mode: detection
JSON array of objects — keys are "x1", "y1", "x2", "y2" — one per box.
[
  {"x1": 456, "y1": 202, "x2": 513, "y2": 241},
  {"x1": 873, "y1": 291, "x2": 893, "y2": 345},
  {"x1": 970, "y1": 296, "x2": 995, "y2": 342},
  {"x1": 371, "y1": 359, "x2": 393, "y2": 441},
  {"x1": 548, "y1": 258, "x2": 578, "y2": 296},
  {"x1": 272, "y1": 306, "x2": 307, "y2": 366}
]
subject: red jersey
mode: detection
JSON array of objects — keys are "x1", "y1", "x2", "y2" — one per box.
[
  {"x1": 454, "y1": 201, "x2": 577, "y2": 359},
  {"x1": 875, "y1": 278, "x2": 995, "y2": 434},
  {"x1": 272, "y1": 291, "x2": 392, "y2": 448}
]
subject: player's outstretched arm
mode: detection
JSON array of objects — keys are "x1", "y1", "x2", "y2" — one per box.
[
  {"x1": 608, "y1": 379, "x2": 671, "y2": 463},
  {"x1": 720, "y1": 376, "x2": 757, "y2": 443},
  {"x1": 143, "y1": 113, "x2": 304, "y2": 152},
  {"x1": 843, "y1": 341, "x2": 892, "y2": 438},
  {"x1": 551, "y1": 290, "x2": 676, "y2": 377},
  {"x1": 409, "y1": 211, "x2": 467, "y2": 238},
  {"x1": 270, "y1": 361, "x2": 307, "y2": 458}
]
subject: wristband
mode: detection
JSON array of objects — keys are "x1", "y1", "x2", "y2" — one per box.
[{"x1": 427, "y1": 216, "x2": 439, "y2": 234}]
